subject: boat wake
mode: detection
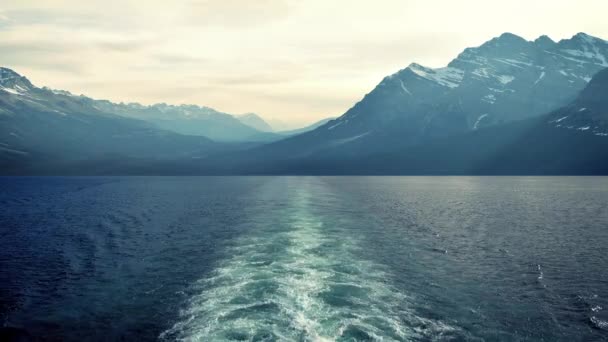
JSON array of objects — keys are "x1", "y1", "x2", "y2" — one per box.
[{"x1": 161, "y1": 180, "x2": 457, "y2": 341}]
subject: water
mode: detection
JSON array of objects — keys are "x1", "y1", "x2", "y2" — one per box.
[{"x1": 1, "y1": 177, "x2": 608, "y2": 341}]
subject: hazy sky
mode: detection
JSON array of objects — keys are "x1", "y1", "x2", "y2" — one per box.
[{"x1": 1, "y1": 0, "x2": 607, "y2": 126}]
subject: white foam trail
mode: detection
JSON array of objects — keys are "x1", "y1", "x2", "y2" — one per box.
[{"x1": 161, "y1": 179, "x2": 457, "y2": 341}]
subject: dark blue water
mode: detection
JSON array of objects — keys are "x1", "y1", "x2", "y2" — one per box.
[{"x1": 1, "y1": 177, "x2": 608, "y2": 341}]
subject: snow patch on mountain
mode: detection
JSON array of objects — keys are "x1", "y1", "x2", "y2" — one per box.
[
  {"x1": 473, "y1": 114, "x2": 489, "y2": 130},
  {"x1": 399, "y1": 80, "x2": 412, "y2": 96},
  {"x1": 327, "y1": 121, "x2": 344, "y2": 130},
  {"x1": 495, "y1": 58, "x2": 533, "y2": 68},
  {"x1": 409, "y1": 63, "x2": 464, "y2": 88},
  {"x1": 331, "y1": 132, "x2": 370, "y2": 146},
  {"x1": 534, "y1": 71, "x2": 546, "y2": 85},
  {"x1": 0, "y1": 86, "x2": 23, "y2": 95},
  {"x1": 497, "y1": 75, "x2": 515, "y2": 84},
  {"x1": 551, "y1": 116, "x2": 569, "y2": 123},
  {"x1": 482, "y1": 94, "x2": 496, "y2": 104},
  {"x1": 472, "y1": 68, "x2": 492, "y2": 79}
]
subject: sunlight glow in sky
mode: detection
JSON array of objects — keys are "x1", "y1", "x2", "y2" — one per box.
[{"x1": 1, "y1": 0, "x2": 607, "y2": 126}]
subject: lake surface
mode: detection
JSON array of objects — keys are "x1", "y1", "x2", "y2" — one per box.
[{"x1": 1, "y1": 176, "x2": 608, "y2": 341}]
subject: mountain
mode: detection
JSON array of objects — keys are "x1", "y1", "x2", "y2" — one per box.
[
  {"x1": 277, "y1": 117, "x2": 335, "y2": 136},
  {"x1": 3, "y1": 33, "x2": 608, "y2": 175},
  {"x1": 245, "y1": 33, "x2": 608, "y2": 160},
  {"x1": 87, "y1": 100, "x2": 273, "y2": 142},
  {"x1": 399, "y1": 67, "x2": 608, "y2": 175},
  {"x1": 240, "y1": 117, "x2": 338, "y2": 142},
  {"x1": 0, "y1": 67, "x2": 227, "y2": 173},
  {"x1": 229, "y1": 67, "x2": 608, "y2": 175},
  {"x1": 0, "y1": 66, "x2": 284, "y2": 145},
  {"x1": 265, "y1": 118, "x2": 293, "y2": 131},
  {"x1": 547, "y1": 67, "x2": 608, "y2": 135},
  {"x1": 472, "y1": 67, "x2": 608, "y2": 174},
  {"x1": 236, "y1": 113, "x2": 274, "y2": 132}
]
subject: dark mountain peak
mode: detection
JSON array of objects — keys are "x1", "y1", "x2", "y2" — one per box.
[
  {"x1": 534, "y1": 35, "x2": 556, "y2": 49},
  {"x1": 498, "y1": 32, "x2": 526, "y2": 42},
  {"x1": 572, "y1": 32, "x2": 602, "y2": 43},
  {"x1": 473, "y1": 32, "x2": 530, "y2": 50},
  {"x1": 588, "y1": 67, "x2": 608, "y2": 83},
  {"x1": 41, "y1": 87, "x2": 76, "y2": 97},
  {"x1": 579, "y1": 67, "x2": 608, "y2": 106},
  {"x1": 237, "y1": 112, "x2": 261, "y2": 119},
  {"x1": 0, "y1": 67, "x2": 35, "y2": 91},
  {"x1": 547, "y1": 67, "x2": 608, "y2": 136},
  {"x1": 553, "y1": 33, "x2": 608, "y2": 67},
  {"x1": 488, "y1": 32, "x2": 529, "y2": 48},
  {"x1": 557, "y1": 32, "x2": 606, "y2": 48},
  {"x1": 407, "y1": 62, "x2": 432, "y2": 72},
  {"x1": 0, "y1": 67, "x2": 22, "y2": 79},
  {"x1": 453, "y1": 32, "x2": 533, "y2": 63}
]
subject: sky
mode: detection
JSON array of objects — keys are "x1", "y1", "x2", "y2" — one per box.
[{"x1": 1, "y1": 0, "x2": 607, "y2": 128}]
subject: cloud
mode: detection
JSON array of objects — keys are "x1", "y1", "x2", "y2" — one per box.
[
  {"x1": 186, "y1": 0, "x2": 291, "y2": 28},
  {"x1": 298, "y1": 32, "x2": 467, "y2": 70},
  {"x1": 96, "y1": 39, "x2": 156, "y2": 53},
  {"x1": 2, "y1": 9, "x2": 101, "y2": 30},
  {"x1": 151, "y1": 53, "x2": 213, "y2": 65},
  {"x1": 0, "y1": 41, "x2": 87, "y2": 75},
  {"x1": 210, "y1": 74, "x2": 294, "y2": 86},
  {"x1": 0, "y1": 11, "x2": 11, "y2": 29}
]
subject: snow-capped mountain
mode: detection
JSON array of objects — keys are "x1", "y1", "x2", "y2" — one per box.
[
  {"x1": 255, "y1": 32, "x2": 608, "y2": 158},
  {"x1": 338, "y1": 32, "x2": 606, "y2": 136},
  {"x1": 213, "y1": 33, "x2": 608, "y2": 173},
  {"x1": 232, "y1": 66, "x2": 608, "y2": 175},
  {"x1": 0, "y1": 68, "x2": 35, "y2": 95}
]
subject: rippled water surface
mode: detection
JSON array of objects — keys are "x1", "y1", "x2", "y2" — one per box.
[{"x1": 1, "y1": 177, "x2": 608, "y2": 341}]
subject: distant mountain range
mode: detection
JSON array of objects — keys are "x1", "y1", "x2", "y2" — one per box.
[
  {"x1": 0, "y1": 67, "x2": 331, "y2": 173},
  {"x1": 89, "y1": 100, "x2": 270, "y2": 142},
  {"x1": 1, "y1": 32, "x2": 608, "y2": 175},
  {"x1": 0, "y1": 67, "x2": 229, "y2": 173},
  {"x1": 59, "y1": 94, "x2": 303, "y2": 143}
]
